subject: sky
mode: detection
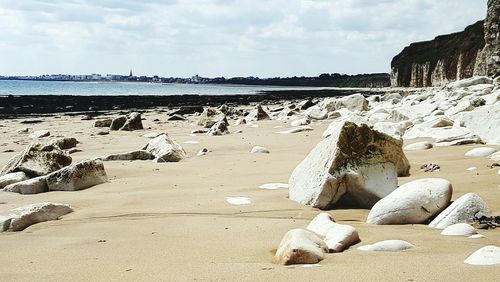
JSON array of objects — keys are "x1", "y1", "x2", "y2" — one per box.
[{"x1": 0, "y1": 0, "x2": 488, "y2": 78}]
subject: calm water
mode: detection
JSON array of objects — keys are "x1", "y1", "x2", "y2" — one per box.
[{"x1": 0, "y1": 80, "x2": 326, "y2": 96}]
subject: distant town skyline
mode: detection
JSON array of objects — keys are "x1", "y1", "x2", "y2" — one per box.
[{"x1": 0, "y1": 0, "x2": 488, "y2": 77}]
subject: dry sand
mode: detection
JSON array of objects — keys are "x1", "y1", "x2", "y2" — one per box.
[{"x1": 0, "y1": 111, "x2": 499, "y2": 281}]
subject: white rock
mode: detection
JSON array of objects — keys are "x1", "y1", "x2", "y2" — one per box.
[
  {"x1": 291, "y1": 118, "x2": 310, "y2": 127},
  {"x1": 196, "y1": 148, "x2": 209, "y2": 156},
  {"x1": 404, "y1": 141, "x2": 433, "y2": 151},
  {"x1": 6, "y1": 202, "x2": 73, "y2": 232},
  {"x1": 441, "y1": 223, "x2": 477, "y2": 236},
  {"x1": 290, "y1": 121, "x2": 410, "y2": 209},
  {"x1": 357, "y1": 240, "x2": 414, "y2": 252},
  {"x1": 464, "y1": 147, "x2": 497, "y2": 157},
  {"x1": 367, "y1": 178, "x2": 452, "y2": 225},
  {"x1": 259, "y1": 183, "x2": 288, "y2": 190},
  {"x1": 429, "y1": 193, "x2": 490, "y2": 229},
  {"x1": 306, "y1": 213, "x2": 337, "y2": 237},
  {"x1": 0, "y1": 172, "x2": 28, "y2": 189},
  {"x1": 373, "y1": 122, "x2": 407, "y2": 139},
  {"x1": 250, "y1": 146, "x2": 270, "y2": 154},
  {"x1": 141, "y1": 133, "x2": 187, "y2": 162},
  {"x1": 464, "y1": 246, "x2": 500, "y2": 265},
  {"x1": 245, "y1": 105, "x2": 270, "y2": 122},
  {"x1": 447, "y1": 76, "x2": 493, "y2": 89},
  {"x1": 277, "y1": 126, "x2": 314, "y2": 134},
  {"x1": 3, "y1": 176, "x2": 48, "y2": 194},
  {"x1": 489, "y1": 152, "x2": 500, "y2": 162},
  {"x1": 463, "y1": 103, "x2": 500, "y2": 145},
  {"x1": 469, "y1": 234, "x2": 485, "y2": 239},
  {"x1": 226, "y1": 197, "x2": 251, "y2": 205},
  {"x1": 46, "y1": 159, "x2": 108, "y2": 191},
  {"x1": 324, "y1": 223, "x2": 360, "y2": 252},
  {"x1": 466, "y1": 167, "x2": 478, "y2": 171},
  {"x1": 143, "y1": 132, "x2": 165, "y2": 139},
  {"x1": 206, "y1": 119, "x2": 229, "y2": 136},
  {"x1": 323, "y1": 94, "x2": 368, "y2": 112},
  {"x1": 29, "y1": 130, "x2": 50, "y2": 138},
  {"x1": 273, "y1": 229, "x2": 328, "y2": 265}
]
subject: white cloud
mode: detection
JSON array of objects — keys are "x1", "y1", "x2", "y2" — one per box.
[{"x1": 0, "y1": 0, "x2": 488, "y2": 77}]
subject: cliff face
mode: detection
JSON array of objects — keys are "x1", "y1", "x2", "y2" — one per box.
[{"x1": 391, "y1": 0, "x2": 499, "y2": 87}]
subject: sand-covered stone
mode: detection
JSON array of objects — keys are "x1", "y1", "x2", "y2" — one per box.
[
  {"x1": 0, "y1": 143, "x2": 72, "y2": 177},
  {"x1": 250, "y1": 146, "x2": 270, "y2": 154},
  {"x1": 273, "y1": 229, "x2": 328, "y2": 265},
  {"x1": 367, "y1": 178, "x2": 452, "y2": 225},
  {"x1": 5, "y1": 202, "x2": 73, "y2": 232},
  {"x1": 464, "y1": 147, "x2": 497, "y2": 157},
  {"x1": 46, "y1": 159, "x2": 108, "y2": 191},
  {"x1": 404, "y1": 141, "x2": 433, "y2": 151},
  {"x1": 120, "y1": 112, "x2": 144, "y2": 131},
  {"x1": 441, "y1": 223, "x2": 477, "y2": 236},
  {"x1": 289, "y1": 121, "x2": 410, "y2": 209},
  {"x1": 429, "y1": 193, "x2": 490, "y2": 229},
  {"x1": 464, "y1": 246, "x2": 500, "y2": 265},
  {"x1": 101, "y1": 150, "x2": 154, "y2": 161},
  {"x1": 324, "y1": 223, "x2": 360, "y2": 252},
  {"x1": 306, "y1": 213, "x2": 337, "y2": 237},
  {"x1": 357, "y1": 240, "x2": 414, "y2": 252},
  {"x1": 3, "y1": 176, "x2": 48, "y2": 194},
  {"x1": 0, "y1": 172, "x2": 28, "y2": 189},
  {"x1": 49, "y1": 137, "x2": 78, "y2": 150},
  {"x1": 141, "y1": 133, "x2": 187, "y2": 162}
]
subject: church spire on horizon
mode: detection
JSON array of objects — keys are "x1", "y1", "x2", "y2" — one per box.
[{"x1": 129, "y1": 69, "x2": 133, "y2": 77}]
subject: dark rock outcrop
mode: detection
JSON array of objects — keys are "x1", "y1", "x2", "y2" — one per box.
[{"x1": 391, "y1": 0, "x2": 499, "y2": 87}]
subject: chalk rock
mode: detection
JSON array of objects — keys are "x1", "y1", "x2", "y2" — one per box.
[
  {"x1": 273, "y1": 229, "x2": 328, "y2": 265},
  {"x1": 291, "y1": 118, "x2": 311, "y2": 127},
  {"x1": 29, "y1": 130, "x2": 50, "y2": 138},
  {"x1": 429, "y1": 193, "x2": 490, "y2": 229},
  {"x1": 3, "y1": 176, "x2": 48, "y2": 194},
  {"x1": 197, "y1": 108, "x2": 218, "y2": 128},
  {"x1": 110, "y1": 116, "x2": 127, "y2": 130},
  {"x1": 197, "y1": 148, "x2": 209, "y2": 156},
  {"x1": 0, "y1": 143, "x2": 72, "y2": 177},
  {"x1": 441, "y1": 223, "x2": 478, "y2": 236},
  {"x1": 297, "y1": 100, "x2": 315, "y2": 110},
  {"x1": 226, "y1": 197, "x2": 251, "y2": 205},
  {"x1": 0, "y1": 172, "x2": 28, "y2": 189},
  {"x1": 94, "y1": 119, "x2": 112, "y2": 128},
  {"x1": 120, "y1": 112, "x2": 144, "y2": 131},
  {"x1": 141, "y1": 133, "x2": 186, "y2": 162},
  {"x1": 447, "y1": 76, "x2": 493, "y2": 89},
  {"x1": 367, "y1": 178, "x2": 452, "y2": 225},
  {"x1": 404, "y1": 141, "x2": 433, "y2": 151},
  {"x1": 307, "y1": 213, "x2": 337, "y2": 236},
  {"x1": 464, "y1": 246, "x2": 500, "y2": 265},
  {"x1": 489, "y1": 152, "x2": 500, "y2": 162},
  {"x1": 46, "y1": 159, "x2": 108, "y2": 191},
  {"x1": 168, "y1": 114, "x2": 186, "y2": 121},
  {"x1": 324, "y1": 94, "x2": 368, "y2": 112},
  {"x1": 277, "y1": 126, "x2": 314, "y2": 134},
  {"x1": 464, "y1": 147, "x2": 497, "y2": 157},
  {"x1": 463, "y1": 103, "x2": 500, "y2": 144},
  {"x1": 357, "y1": 240, "x2": 414, "y2": 252},
  {"x1": 324, "y1": 223, "x2": 360, "y2": 253},
  {"x1": 206, "y1": 119, "x2": 229, "y2": 136},
  {"x1": 289, "y1": 121, "x2": 410, "y2": 209},
  {"x1": 373, "y1": 122, "x2": 407, "y2": 139},
  {"x1": 245, "y1": 105, "x2": 270, "y2": 122},
  {"x1": 304, "y1": 106, "x2": 328, "y2": 120},
  {"x1": 101, "y1": 150, "x2": 154, "y2": 161},
  {"x1": 250, "y1": 146, "x2": 270, "y2": 154},
  {"x1": 5, "y1": 202, "x2": 73, "y2": 232},
  {"x1": 49, "y1": 137, "x2": 78, "y2": 150},
  {"x1": 259, "y1": 183, "x2": 288, "y2": 190}
]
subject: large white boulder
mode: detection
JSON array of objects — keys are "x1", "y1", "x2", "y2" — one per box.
[
  {"x1": 289, "y1": 122, "x2": 410, "y2": 209},
  {"x1": 0, "y1": 143, "x2": 72, "y2": 177},
  {"x1": 46, "y1": 159, "x2": 108, "y2": 191},
  {"x1": 3, "y1": 176, "x2": 48, "y2": 194},
  {"x1": 323, "y1": 94, "x2": 368, "y2": 112},
  {"x1": 141, "y1": 133, "x2": 187, "y2": 162},
  {"x1": 447, "y1": 76, "x2": 493, "y2": 89},
  {"x1": 464, "y1": 246, "x2": 500, "y2": 265},
  {"x1": 273, "y1": 229, "x2": 328, "y2": 265},
  {"x1": 367, "y1": 178, "x2": 452, "y2": 225},
  {"x1": 357, "y1": 240, "x2": 414, "y2": 252},
  {"x1": 441, "y1": 223, "x2": 477, "y2": 236},
  {"x1": 0, "y1": 172, "x2": 28, "y2": 189},
  {"x1": 429, "y1": 193, "x2": 490, "y2": 229},
  {"x1": 464, "y1": 147, "x2": 497, "y2": 157},
  {"x1": 4, "y1": 202, "x2": 73, "y2": 232},
  {"x1": 463, "y1": 103, "x2": 500, "y2": 144}
]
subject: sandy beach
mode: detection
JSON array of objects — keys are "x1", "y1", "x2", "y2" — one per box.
[{"x1": 0, "y1": 109, "x2": 498, "y2": 281}]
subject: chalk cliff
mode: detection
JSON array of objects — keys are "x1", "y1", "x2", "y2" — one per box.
[{"x1": 391, "y1": 0, "x2": 499, "y2": 87}]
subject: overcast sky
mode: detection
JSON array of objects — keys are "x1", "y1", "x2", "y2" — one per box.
[{"x1": 0, "y1": 0, "x2": 488, "y2": 77}]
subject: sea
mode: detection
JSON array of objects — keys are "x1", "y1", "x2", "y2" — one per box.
[{"x1": 0, "y1": 80, "x2": 327, "y2": 96}]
